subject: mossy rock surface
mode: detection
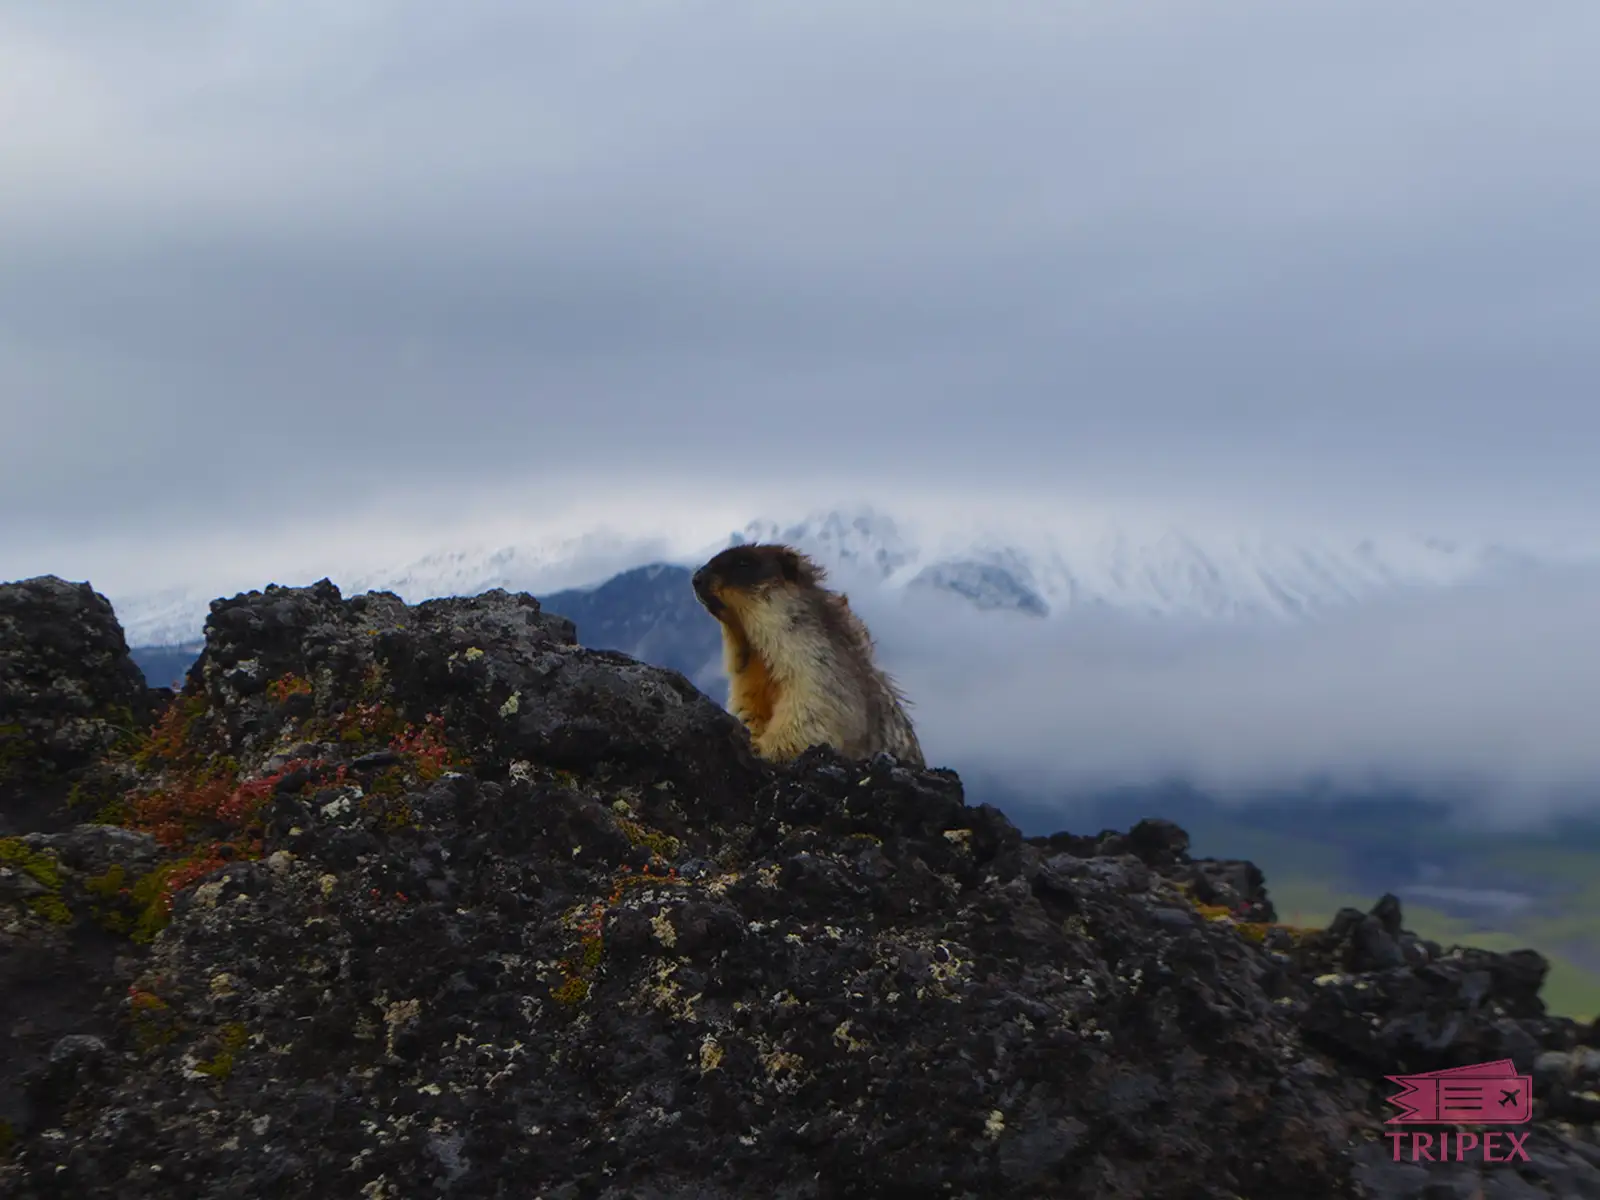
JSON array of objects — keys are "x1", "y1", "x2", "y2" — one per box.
[{"x1": 0, "y1": 577, "x2": 1597, "y2": 1199}]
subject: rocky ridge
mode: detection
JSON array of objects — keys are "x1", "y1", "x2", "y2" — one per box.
[{"x1": 0, "y1": 574, "x2": 1596, "y2": 1198}]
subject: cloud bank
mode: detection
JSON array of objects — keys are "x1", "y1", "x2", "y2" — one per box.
[{"x1": 838, "y1": 560, "x2": 1600, "y2": 825}]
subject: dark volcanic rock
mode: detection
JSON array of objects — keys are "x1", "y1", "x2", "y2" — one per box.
[
  {"x1": 0, "y1": 576, "x2": 159, "y2": 834},
  {"x1": 0, "y1": 577, "x2": 1596, "y2": 1198},
  {"x1": 0, "y1": 577, "x2": 168, "y2": 1145},
  {"x1": 195, "y1": 581, "x2": 764, "y2": 840}
]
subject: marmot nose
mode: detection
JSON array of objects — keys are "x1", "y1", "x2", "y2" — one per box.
[{"x1": 691, "y1": 568, "x2": 709, "y2": 595}]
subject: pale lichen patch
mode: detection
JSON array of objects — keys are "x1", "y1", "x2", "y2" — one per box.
[
  {"x1": 641, "y1": 960, "x2": 701, "y2": 1022},
  {"x1": 650, "y1": 910, "x2": 677, "y2": 947},
  {"x1": 382, "y1": 999, "x2": 422, "y2": 1057},
  {"x1": 761, "y1": 1048, "x2": 805, "y2": 1078},
  {"x1": 832, "y1": 1020, "x2": 868, "y2": 1052},
  {"x1": 698, "y1": 1035, "x2": 723, "y2": 1073}
]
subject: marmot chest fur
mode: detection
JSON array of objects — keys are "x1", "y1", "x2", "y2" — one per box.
[{"x1": 691, "y1": 542, "x2": 925, "y2": 768}]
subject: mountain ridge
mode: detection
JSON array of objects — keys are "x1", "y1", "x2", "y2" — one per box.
[{"x1": 104, "y1": 505, "x2": 1591, "y2": 646}]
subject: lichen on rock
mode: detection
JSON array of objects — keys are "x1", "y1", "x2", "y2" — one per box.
[{"x1": 0, "y1": 575, "x2": 1596, "y2": 1198}]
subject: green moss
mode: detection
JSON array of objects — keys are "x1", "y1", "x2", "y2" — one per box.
[
  {"x1": 375, "y1": 798, "x2": 416, "y2": 832},
  {"x1": 295, "y1": 715, "x2": 332, "y2": 742},
  {"x1": 0, "y1": 722, "x2": 30, "y2": 777},
  {"x1": 616, "y1": 818, "x2": 681, "y2": 860},
  {"x1": 357, "y1": 664, "x2": 388, "y2": 702},
  {"x1": 27, "y1": 893, "x2": 72, "y2": 925},
  {"x1": 130, "y1": 995, "x2": 181, "y2": 1051},
  {"x1": 127, "y1": 988, "x2": 182, "y2": 1051},
  {"x1": 0, "y1": 838, "x2": 72, "y2": 923},
  {"x1": 99, "y1": 704, "x2": 144, "y2": 754},
  {"x1": 1236, "y1": 921, "x2": 1319, "y2": 946},
  {"x1": 92, "y1": 794, "x2": 131, "y2": 824},
  {"x1": 194, "y1": 1022, "x2": 250, "y2": 1079},
  {"x1": 128, "y1": 862, "x2": 181, "y2": 943},
  {"x1": 67, "y1": 771, "x2": 129, "y2": 814},
  {"x1": 84, "y1": 863, "x2": 144, "y2": 935},
  {"x1": 85, "y1": 863, "x2": 128, "y2": 899},
  {"x1": 0, "y1": 837, "x2": 62, "y2": 890},
  {"x1": 368, "y1": 767, "x2": 406, "y2": 798},
  {"x1": 86, "y1": 860, "x2": 195, "y2": 944},
  {"x1": 551, "y1": 975, "x2": 590, "y2": 1006}
]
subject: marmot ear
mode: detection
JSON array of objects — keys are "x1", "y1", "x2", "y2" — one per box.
[{"x1": 779, "y1": 552, "x2": 803, "y2": 583}]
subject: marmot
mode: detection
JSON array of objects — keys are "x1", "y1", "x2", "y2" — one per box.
[{"x1": 691, "y1": 542, "x2": 925, "y2": 767}]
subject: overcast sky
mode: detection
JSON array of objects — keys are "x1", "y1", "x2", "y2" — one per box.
[{"x1": 3, "y1": 0, "x2": 1600, "y2": 590}]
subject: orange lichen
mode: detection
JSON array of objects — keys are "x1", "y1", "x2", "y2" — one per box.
[
  {"x1": 121, "y1": 760, "x2": 306, "y2": 851},
  {"x1": 266, "y1": 674, "x2": 313, "y2": 704},
  {"x1": 131, "y1": 694, "x2": 210, "y2": 770},
  {"x1": 549, "y1": 862, "x2": 687, "y2": 1007},
  {"x1": 334, "y1": 700, "x2": 407, "y2": 745},
  {"x1": 390, "y1": 712, "x2": 468, "y2": 780},
  {"x1": 107, "y1": 687, "x2": 470, "y2": 944},
  {"x1": 127, "y1": 985, "x2": 182, "y2": 1049},
  {"x1": 1236, "y1": 921, "x2": 1320, "y2": 946}
]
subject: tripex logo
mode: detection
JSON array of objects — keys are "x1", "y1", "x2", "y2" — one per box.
[{"x1": 1384, "y1": 1058, "x2": 1533, "y2": 1163}]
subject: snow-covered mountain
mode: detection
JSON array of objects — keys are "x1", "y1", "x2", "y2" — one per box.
[
  {"x1": 730, "y1": 507, "x2": 1561, "y2": 621},
  {"x1": 105, "y1": 505, "x2": 1582, "y2": 648}
]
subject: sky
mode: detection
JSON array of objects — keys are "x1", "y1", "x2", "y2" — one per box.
[{"x1": 3, "y1": 0, "x2": 1600, "y2": 592}]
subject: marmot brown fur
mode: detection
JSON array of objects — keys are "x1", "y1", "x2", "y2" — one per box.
[{"x1": 691, "y1": 542, "x2": 925, "y2": 767}]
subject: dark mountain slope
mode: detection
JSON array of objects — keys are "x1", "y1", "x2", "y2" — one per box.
[{"x1": 537, "y1": 562, "x2": 721, "y2": 688}]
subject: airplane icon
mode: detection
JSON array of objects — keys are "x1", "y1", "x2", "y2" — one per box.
[{"x1": 1385, "y1": 1059, "x2": 1533, "y2": 1125}]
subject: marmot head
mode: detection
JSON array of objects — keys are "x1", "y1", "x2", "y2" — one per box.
[{"x1": 692, "y1": 543, "x2": 825, "y2": 620}]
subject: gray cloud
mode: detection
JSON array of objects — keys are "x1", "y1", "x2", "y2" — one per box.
[
  {"x1": 3, "y1": 0, "x2": 1600, "y2": 572},
  {"x1": 841, "y1": 559, "x2": 1600, "y2": 824}
]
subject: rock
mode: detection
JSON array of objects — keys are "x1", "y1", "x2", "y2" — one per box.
[
  {"x1": 0, "y1": 577, "x2": 1594, "y2": 1198},
  {"x1": 187, "y1": 581, "x2": 766, "y2": 850},
  {"x1": 0, "y1": 576, "x2": 160, "y2": 835},
  {"x1": 0, "y1": 823, "x2": 163, "y2": 1147}
]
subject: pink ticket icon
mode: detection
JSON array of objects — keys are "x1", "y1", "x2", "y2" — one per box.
[{"x1": 1385, "y1": 1058, "x2": 1532, "y2": 1124}]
